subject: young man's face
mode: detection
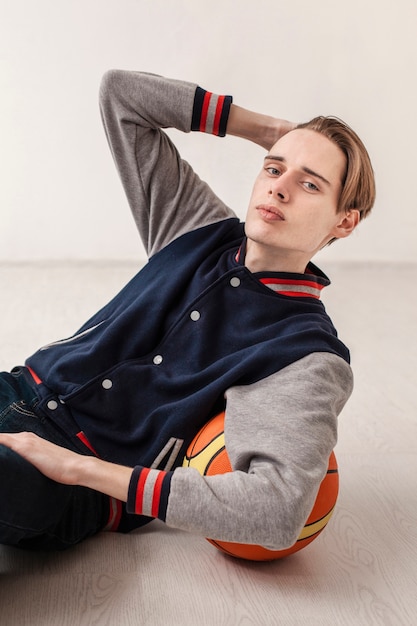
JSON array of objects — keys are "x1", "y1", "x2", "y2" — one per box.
[{"x1": 244, "y1": 128, "x2": 352, "y2": 273}]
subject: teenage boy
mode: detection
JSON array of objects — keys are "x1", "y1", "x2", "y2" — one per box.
[{"x1": 0, "y1": 70, "x2": 375, "y2": 551}]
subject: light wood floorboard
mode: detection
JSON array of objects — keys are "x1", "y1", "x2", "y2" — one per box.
[{"x1": 0, "y1": 262, "x2": 416, "y2": 625}]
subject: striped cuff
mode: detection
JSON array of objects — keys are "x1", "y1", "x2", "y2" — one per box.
[
  {"x1": 191, "y1": 87, "x2": 233, "y2": 136},
  {"x1": 127, "y1": 466, "x2": 173, "y2": 521}
]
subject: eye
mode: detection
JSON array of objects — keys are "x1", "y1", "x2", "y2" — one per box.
[
  {"x1": 265, "y1": 166, "x2": 281, "y2": 176},
  {"x1": 303, "y1": 181, "x2": 319, "y2": 191}
]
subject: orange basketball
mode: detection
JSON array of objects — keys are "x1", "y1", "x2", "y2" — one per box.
[{"x1": 183, "y1": 411, "x2": 339, "y2": 561}]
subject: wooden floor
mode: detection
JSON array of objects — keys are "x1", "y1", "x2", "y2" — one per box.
[{"x1": 0, "y1": 261, "x2": 416, "y2": 626}]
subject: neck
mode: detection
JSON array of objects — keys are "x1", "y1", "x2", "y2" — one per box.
[{"x1": 244, "y1": 240, "x2": 310, "y2": 274}]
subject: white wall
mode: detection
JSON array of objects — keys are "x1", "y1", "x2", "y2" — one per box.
[{"x1": 1, "y1": 0, "x2": 416, "y2": 263}]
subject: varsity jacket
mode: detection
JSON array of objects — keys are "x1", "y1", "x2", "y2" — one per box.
[{"x1": 26, "y1": 70, "x2": 353, "y2": 550}]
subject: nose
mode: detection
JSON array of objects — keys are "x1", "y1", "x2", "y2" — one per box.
[{"x1": 269, "y1": 174, "x2": 289, "y2": 202}]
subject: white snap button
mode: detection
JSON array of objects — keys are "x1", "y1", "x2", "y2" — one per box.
[
  {"x1": 153, "y1": 355, "x2": 163, "y2": 365},
  {"x1": 230, "y1": 277, "x2": 241, "y2": 287},
  {"x1": 190, "y1": 310, "x2": 201, "y2": 321},
  {"x1": 102, "y1": 379, "x2": 113, "y2": 390},
  {"x1": 47, "y1": 400, "x2": 58, "y2": 411}
]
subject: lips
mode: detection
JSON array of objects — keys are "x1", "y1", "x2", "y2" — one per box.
[{"x1": 256, "y1": 205, "x2": 286, "y2": 221}]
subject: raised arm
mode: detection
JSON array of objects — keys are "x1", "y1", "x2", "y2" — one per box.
[
  {"x1": 99, "y1": 70, "x2": 235, "y2": 257},
  {"x1": 226, "y1": 103, "x2": 296, "y2": 150}
]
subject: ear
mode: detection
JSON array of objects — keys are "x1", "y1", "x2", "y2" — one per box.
[{"x1": 332, "y1": 209, "x2": 360, "y2": 240}]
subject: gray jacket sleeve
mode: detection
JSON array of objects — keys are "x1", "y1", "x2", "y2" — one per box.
[
  {"x1": 99, "y1": 70, "x2": 235, "y2": 257},
  {"x1": 165, "y1": 352, "x2": 353, "y2": 550}
]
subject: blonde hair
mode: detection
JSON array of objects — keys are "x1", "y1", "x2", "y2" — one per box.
[{"x1": 297, "y1": 116, "x2": 375, "y2": 221}]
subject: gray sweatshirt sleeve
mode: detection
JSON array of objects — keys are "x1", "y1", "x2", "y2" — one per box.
[
  {"x1": 127, "y1": 352, "x2": 353, "y2": 550},
  {"x1": 99, "y1": 70, "x2": 235, "y2": 257}
]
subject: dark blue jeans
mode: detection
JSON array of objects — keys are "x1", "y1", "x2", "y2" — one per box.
[{"x1": 0, "y1": 368, "x2": 109, "y2": 551}]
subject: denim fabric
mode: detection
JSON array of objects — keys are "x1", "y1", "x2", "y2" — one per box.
[{"x1": 0, "y1": 368, "x2": 109, "y2": 551}]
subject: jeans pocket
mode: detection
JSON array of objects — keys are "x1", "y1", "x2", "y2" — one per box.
[{"x1": 0, "y1": 399, "x2": 42, "y2": 432}]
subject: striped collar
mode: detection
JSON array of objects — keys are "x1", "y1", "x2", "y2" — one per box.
[
  {"x1": 257, "y1": 274, "x2": 327, "y2": 299},
  {"x1": 235, "y1": 241, "x2": 330, "y2": 300}
]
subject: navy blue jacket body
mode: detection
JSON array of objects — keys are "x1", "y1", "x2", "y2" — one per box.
[{"x1": 27, "y1": 218, "x2": 349, "y2": 471}]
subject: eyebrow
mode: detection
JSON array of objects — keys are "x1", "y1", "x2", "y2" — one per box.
[{"x1": 264, "y1": 155, "x2": 331, "y2": 186}]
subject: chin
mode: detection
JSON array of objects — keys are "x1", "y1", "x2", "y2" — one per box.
[{"x1": 245, "y1": 224, "x2": 279, "y2": 249}]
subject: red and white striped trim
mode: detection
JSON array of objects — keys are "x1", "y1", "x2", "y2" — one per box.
[
  {"x1": 103, "y1": 497, "x2": 123, "y2": 532},
  {"x1": 199, "y1": 92, "x2": 226, "y2": 135},
  {"x1": 260, "y1": 277, "x2": 324, "y2": 299},
  {"x1": 235, "y1": 246, "x2": 325, "y2": 299},
  {"x1": 134, "y1": 468, "x2": 167, "y2": 518}
]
